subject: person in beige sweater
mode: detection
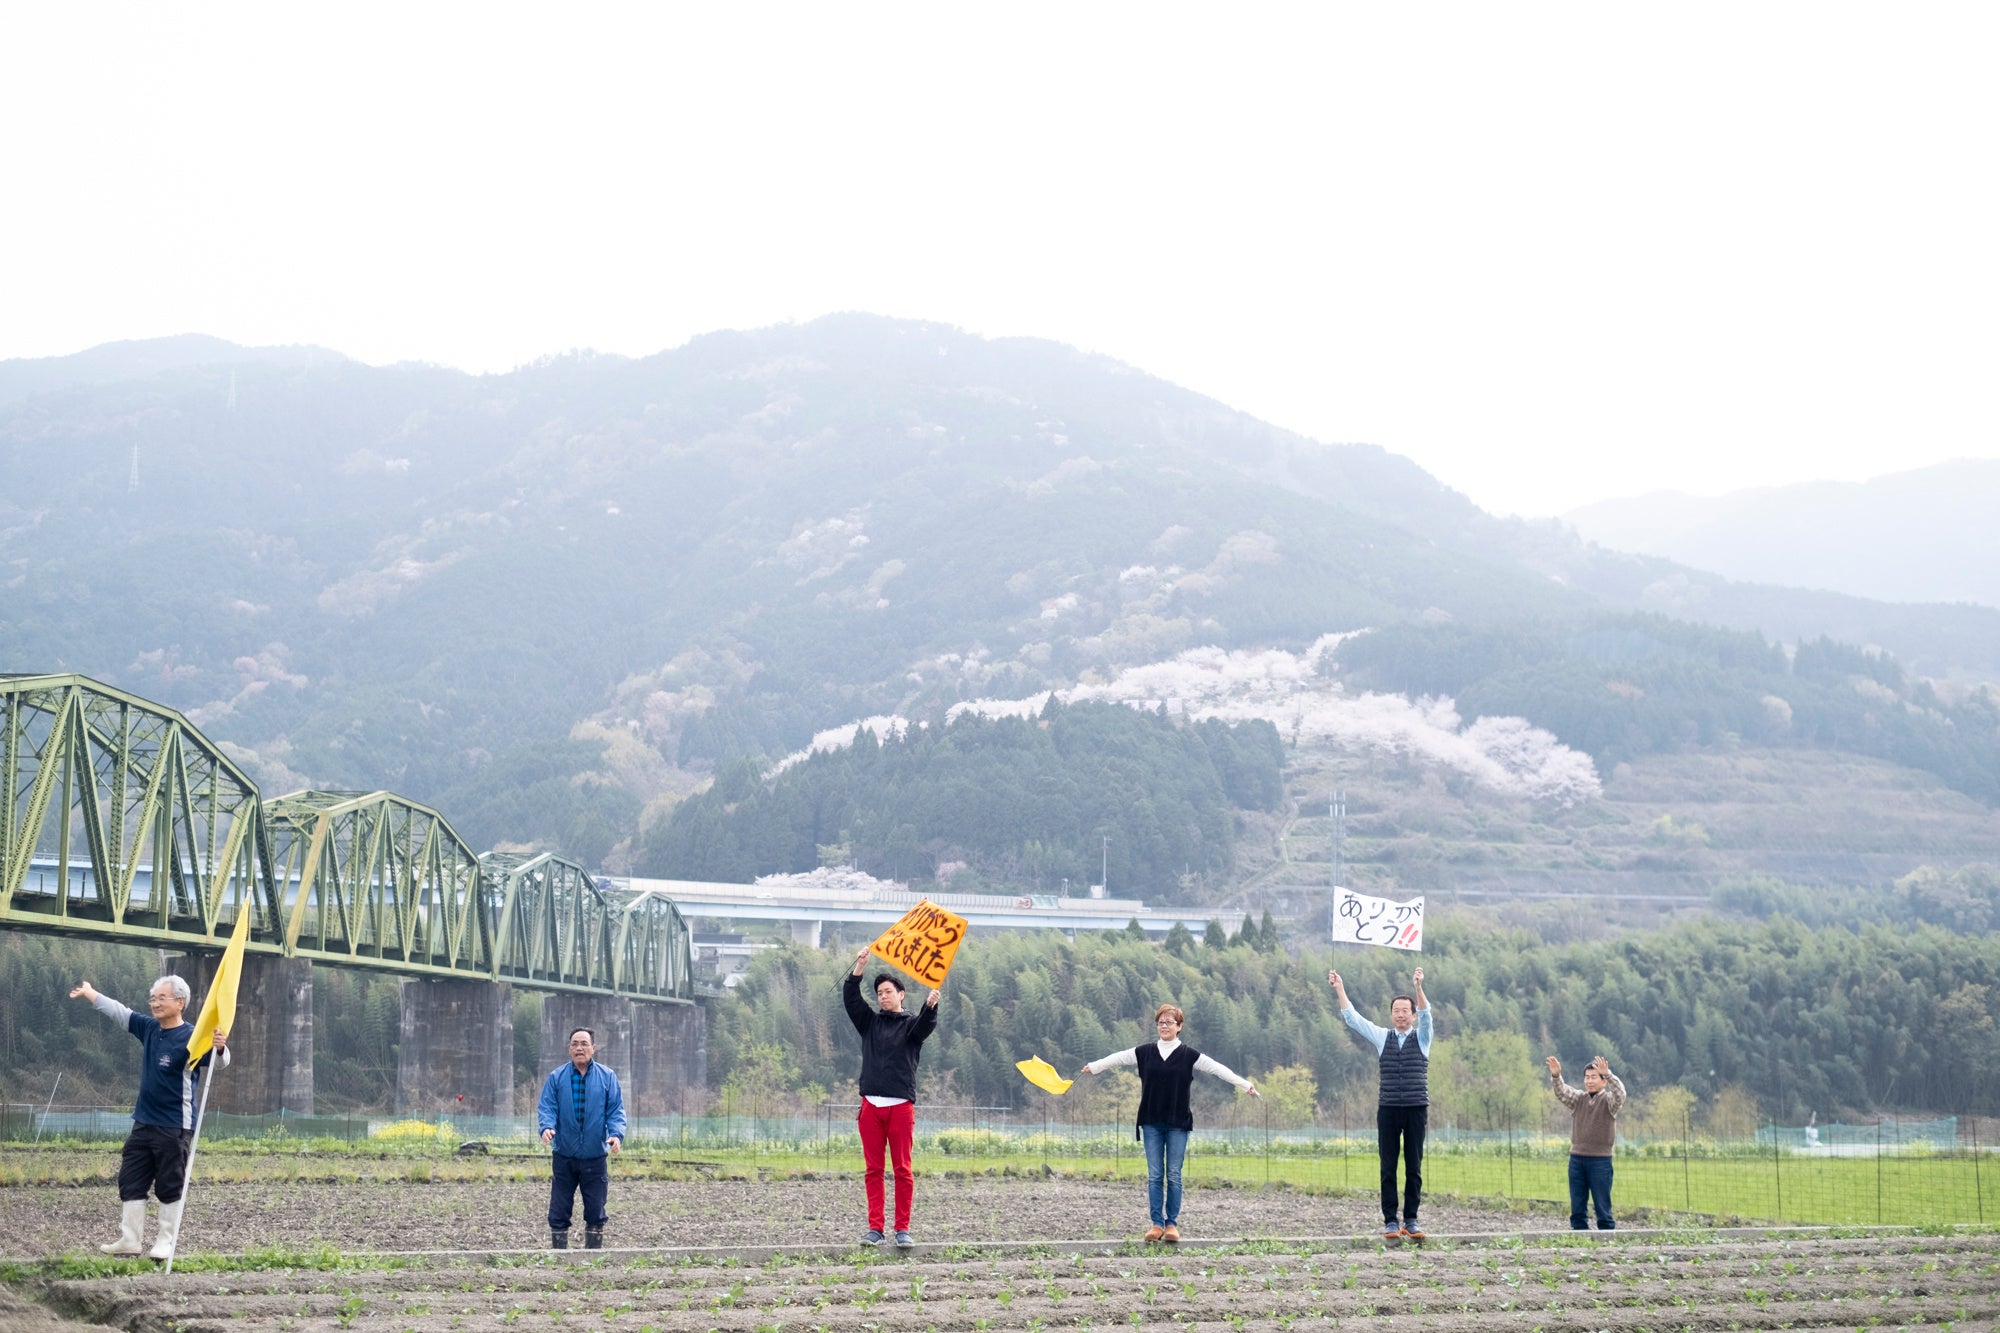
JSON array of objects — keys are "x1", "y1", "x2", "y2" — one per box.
[{"x1": 1547, "y1": 1054, "x2": 1625, "y2": 1230}]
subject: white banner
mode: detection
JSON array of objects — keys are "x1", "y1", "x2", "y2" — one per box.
[{"x1": 1333, "y1": 886, "x2": 1424, "y2": 951}]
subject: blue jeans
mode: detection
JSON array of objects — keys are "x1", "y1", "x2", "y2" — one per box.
[
  {"x1": 1140, "y1": 1124, "x2": 1189, "y2": 1226},
  {"x1": 550, "y1": 1152, "x2": 609, "y2": 1232},
  {"x1": 1568, "y1": 1153, "x2": 1614, "y2": 1229}
]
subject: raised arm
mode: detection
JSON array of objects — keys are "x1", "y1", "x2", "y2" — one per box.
[
  {"x1": 1330, "y1": 970, "x2": 1387, "y2": 1053},
  {"x1": 1412, "y1": 966, "x2": 1428, "y2": 1011},
  {"x1": 1546, "y1": 1055, "x2": 1581, "y2": 1107},
  {"x1": 841, "y1": 956, "x2": 874, "y2": 1034},
  {"x1": 1593, "y1": 1057, "x2": 1626, "y2": 1116}
]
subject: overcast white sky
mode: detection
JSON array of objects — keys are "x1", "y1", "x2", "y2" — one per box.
[{"x1": 2, "y1": 4, "x2": 1995, "y2": 517}]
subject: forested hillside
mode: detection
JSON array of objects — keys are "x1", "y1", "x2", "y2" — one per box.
[
  {"x1": 4, "y1": 317, "x2": 1996, "y2": 885},
  {"x1": 1338, "y1": 619, "x2": 2000, "y2": 801},
  {"x1": 641, "y1": 701, "x2": 1283, "y2": 898}
]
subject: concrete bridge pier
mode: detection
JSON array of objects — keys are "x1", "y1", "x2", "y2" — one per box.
[
  {"x1": 163, "y1": 952, "x2": 314, "y2": 1116},
  {"x1": 538, "y1": 995, "x2": 634, "y2": 1084},
  {"x1": 395, "y1": 978, "x2": 514, "y2": 1117},
  {"x1": 629, "y1": 1001, "x2": 708, "y2": 1116}
]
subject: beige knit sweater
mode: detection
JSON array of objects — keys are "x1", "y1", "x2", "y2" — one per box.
[{"x1": 1551, "y1": 1071, "x2": 1626, "y2": 1156}]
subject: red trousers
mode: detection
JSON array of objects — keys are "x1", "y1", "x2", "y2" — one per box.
[{"x1": 857, "y1": 1100, "x2": 915, "y2": 1231}]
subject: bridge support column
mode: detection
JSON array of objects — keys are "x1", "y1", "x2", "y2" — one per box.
[
  {"x1": 539, "y1": 996, "x2": 634, "y2": 1087},
  {"x1": 164, "y1": 953, "x2": 313, "y2": 1116},
  {"x1": 629, "y1": 1001, "x2": 708, "y2": 1116},
  {"x1": 395, "y1": 978, "x2": 514, "y2": 1118},
  {"x1": 790, "y1": 918, "x2": 822, "y2": 948}
]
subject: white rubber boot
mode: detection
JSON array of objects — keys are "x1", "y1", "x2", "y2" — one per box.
[
  {"x1": 148, "y1": 1199, "x2": 184, "y2": 1261},
  {"x1": 99, "y1": 1201, "x2": 145, "y2": 1256}
]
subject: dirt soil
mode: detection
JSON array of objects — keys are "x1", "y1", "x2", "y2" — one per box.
[
  {"x1": 17, "y1": 1227, "x2": 2000, "y2": 1333},
  {"x1": 0, "y1": 1173, "x2": 1565, "y2": 1254}
]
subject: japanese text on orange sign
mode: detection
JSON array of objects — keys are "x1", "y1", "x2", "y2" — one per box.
[
  {"x1": 1333, "y1": 886, "x2": 1424, "y2": 952},
  {"x1": 869, "y1": 900, "x2": 969, "y2": 988}
]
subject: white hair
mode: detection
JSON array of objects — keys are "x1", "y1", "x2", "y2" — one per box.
[{"x1": 152, "y1": 975, "x2": 191, "y2": 1006}]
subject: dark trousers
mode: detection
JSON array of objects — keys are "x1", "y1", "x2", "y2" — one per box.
[
  {"x1": 117, "y1": 1123, "x2": 193, "y2": 1204},
  {"x1": 1568, "y1": 1153, "x2": 1615, "y2": 1229},
  {"x1": 1377, "y1": 1104, "x2": 1427, "y2": 1226},
  {"x1": 548, "y1": 1153, "x2": 609, "y2": 1232}
]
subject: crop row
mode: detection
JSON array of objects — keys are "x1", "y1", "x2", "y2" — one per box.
[{"x1": 32, "y1": 1231, "x2": 2000, "y2": 1333}]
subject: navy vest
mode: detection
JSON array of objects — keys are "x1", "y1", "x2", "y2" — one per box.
[
  {"x1": 1378, "y1": 1029, "x2": 1428, "y2": 1107},
  {"x1": 1133, "y1": 1043, "x2": 1201, "y2": 1137}
]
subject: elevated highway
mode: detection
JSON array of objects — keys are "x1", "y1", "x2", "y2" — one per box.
[{"x1": 614, "y1": 875, "x2": 1209, "y2": 946}]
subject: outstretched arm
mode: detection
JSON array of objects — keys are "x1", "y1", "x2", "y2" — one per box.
[
  {"x1": 1412, "y1": 966, "x2": 1428, "y2": 1011},
  {"x1": 1193, "y1": 1053, "x2": 1259, "y2": 1096},
  {"x1": 1081, "y1": 1048, "x2": 1138, "y2": 1076},
  {"x1": 73, "y1": 983, "x2": 136, "y2": 1031}
]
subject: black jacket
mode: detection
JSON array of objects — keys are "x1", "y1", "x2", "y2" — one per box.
[{"x1": 843, "y1": 972, "x2": 938, "y2": 1103}]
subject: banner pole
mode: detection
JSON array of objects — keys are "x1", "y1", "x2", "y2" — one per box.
[{"x1": 163, "y1": 1059, "x2": 216, "y2": 1275}]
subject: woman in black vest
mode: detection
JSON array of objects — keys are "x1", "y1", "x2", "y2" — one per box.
[{"x1": 1079, "y1": 1003, "x2": 1259, "y2": 1242}]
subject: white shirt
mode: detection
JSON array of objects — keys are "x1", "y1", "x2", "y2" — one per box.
[{"x1": 1087, "y1": 1038, "x2": 1254, "y2": 1090}]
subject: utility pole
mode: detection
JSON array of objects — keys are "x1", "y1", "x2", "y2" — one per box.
[
  {"x1": 1330, "y1": 790, "x2": 1345, "y2": 946},
  {"x1": 1101, "y1": 835, "x2": 1110, "y2": 897}
]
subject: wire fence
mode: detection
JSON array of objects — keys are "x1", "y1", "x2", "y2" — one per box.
[{"x1": 5, "y1": 1101, "x2": 1989, "y2": 1228}]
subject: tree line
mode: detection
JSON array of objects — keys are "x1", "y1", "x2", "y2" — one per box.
[
  {"x1": 711, "y1": 896, "x2": 2000, "y2": 1126},
  {"x1": 639, "y1": 700, "x2": 1286, "y2": 901}
]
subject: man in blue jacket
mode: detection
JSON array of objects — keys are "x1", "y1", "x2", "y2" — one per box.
[{"x1": 537, "y1": 1028, "x2": 626, "y2": 1249}]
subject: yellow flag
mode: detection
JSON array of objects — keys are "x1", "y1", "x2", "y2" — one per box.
[
  {"x1": 187, "y1": 899, "x2": 254, "y2": 1062},
  {"x1": 868, "y1": 899, "x2": 969, "y2": 989},
  {"x1": 1015, "y1": 1055, "x2": 1073, "y2": 1096}
]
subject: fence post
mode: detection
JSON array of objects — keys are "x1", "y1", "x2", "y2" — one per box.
[
  {"x1": 1771, "y1": 1118, "x2": 1782, "y2": 1222},
  {"x1": 1504, "y1": 1112, "x2": 1520, "y2": 1200},
  {"x1": 1876, "y1": 1119, "x2": 1883, "y2": 1224},
  {"x1": 1682, "y1": 1108, "x2": 1691, "y2": 1213},
  {"x1": 1973, "y1": 1116, "x2": 1984, "y2": 1225},
  {"x1": 1263, "y1": 1097, "x2": 1271, "y2": 1187}
]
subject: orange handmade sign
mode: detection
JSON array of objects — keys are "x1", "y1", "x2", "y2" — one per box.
[{"x1": 868, "y1": 899, "x2": 969, "y2": 989}]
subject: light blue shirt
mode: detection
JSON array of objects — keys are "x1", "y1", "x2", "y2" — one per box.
[{"x1": 1342, "y1": 1004, "x2": 1432, "y2": 1058}]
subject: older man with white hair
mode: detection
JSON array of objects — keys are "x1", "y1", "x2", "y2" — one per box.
[{"x1": 69, "y1": 976, "x2": 229, "y2": 1260}]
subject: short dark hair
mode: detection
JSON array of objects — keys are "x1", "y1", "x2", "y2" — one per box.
[
  {"x1": 568, "y1": 1028, "x2": 595, "y2": 1044},
  {"x1": 1390, "y1": 994, "x2": 1417, "y2": 1014},
  {"x1": 873, "y1": 974, "x2": 905, "y2": 994}
]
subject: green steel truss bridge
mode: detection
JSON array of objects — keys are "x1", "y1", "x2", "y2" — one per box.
[{"x1": 1, "y1": 673, "x2": 691, "y2": 1002}]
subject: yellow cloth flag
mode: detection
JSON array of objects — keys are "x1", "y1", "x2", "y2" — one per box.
[
  {"x1": 868, "y1": 899, "x2": 969, "y2": 989},
  {"x1": 187, "y1": 900, "x2": 254, "y2": 1062},
  {"x1": 1015, "y1": 1055, "x2": 1073, "y2": 1096}
]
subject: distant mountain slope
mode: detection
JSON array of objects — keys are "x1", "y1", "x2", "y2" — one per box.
[
  {"x1": 0, "y1": 333, "x2": 347, "y2": 407},
  {"x1": 2, "y1": 316, "x2": 1995, "y2": 878},
  {"x1": 1565, "y1": 460, "x2": 2000, "y2": 612}
]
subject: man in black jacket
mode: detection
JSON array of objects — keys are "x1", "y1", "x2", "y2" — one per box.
[{"x1": 843, "y1": 947, "x2": 940, "y2": 1248}]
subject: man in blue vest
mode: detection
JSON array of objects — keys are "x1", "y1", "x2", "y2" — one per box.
[
  {"x1": 1331, "y1": 966, "x2": 1432, "y2": 1241},
  {"x1": 537, "y1": 1028, "x2": 626, "y2": 1249}
]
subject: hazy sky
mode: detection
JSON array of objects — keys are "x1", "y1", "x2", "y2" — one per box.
[{"x1": 3, "y1": 4, "x2": 1995, "y2": 517}]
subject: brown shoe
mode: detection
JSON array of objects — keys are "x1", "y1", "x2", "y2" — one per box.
[
  {"x1": 1162, "y1": 1225, "x2": 1180, "y2": 1244},
  {"x1": 1401, "y1": 1227, "x2": 1425, "y2": 1241},
  {"x1": 1143, "y1": 1226, "x2": 1165, "y2": 1243}
]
